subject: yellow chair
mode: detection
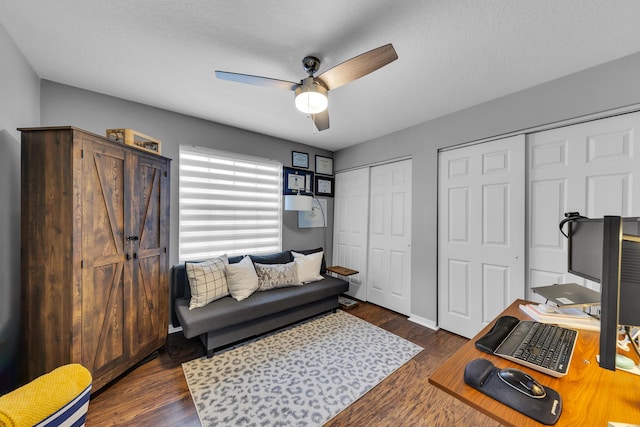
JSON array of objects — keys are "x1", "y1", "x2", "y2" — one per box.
[{"x1": 0, "y1": 364, "x2": 92, "y2": 427}]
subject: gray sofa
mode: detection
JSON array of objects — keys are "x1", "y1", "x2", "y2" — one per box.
[{"x1": 171, "y1": 249, "x2": 349, "y2": 357}]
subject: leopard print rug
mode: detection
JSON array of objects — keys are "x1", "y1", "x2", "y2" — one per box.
[{"x1": 182, "y1": 310, "x2": 423, "y2": 426}]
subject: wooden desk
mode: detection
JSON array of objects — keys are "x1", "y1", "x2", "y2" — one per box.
[{"x1": 429, "y1": 299, "x2": 640, "y2": 426}]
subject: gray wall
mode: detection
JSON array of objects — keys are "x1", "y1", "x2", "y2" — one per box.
[
  {"x1": 0, "y1": 23, "x2": 40, "y2": 392},
  {"x1": 335, "y1": 51, "x2": 640, "y2": 325},
  {"x1": 40, "y1": 81, "x2": 335, "y2": 267}
]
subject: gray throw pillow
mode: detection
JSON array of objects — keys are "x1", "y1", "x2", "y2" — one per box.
[{"x1": 254, "y1": 261, "x2": 301, "y2": 291}]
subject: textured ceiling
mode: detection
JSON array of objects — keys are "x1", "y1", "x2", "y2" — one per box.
[{"x1": 3, "y1": 0, "x2": 640, "y2": 151}]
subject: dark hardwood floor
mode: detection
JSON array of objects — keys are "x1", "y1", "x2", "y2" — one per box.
[{"x1": 86, "y1": 302, "x2": 500, "y2": 426}]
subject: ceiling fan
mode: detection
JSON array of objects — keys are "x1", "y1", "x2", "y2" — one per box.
[{"x1": 215, "y1": 43, "x2": 398, "y2": 132}]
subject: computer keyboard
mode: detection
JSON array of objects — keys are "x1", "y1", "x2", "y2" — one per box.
[{"x1": 494, "y1": 321, "x2": 578, "y2": 377}]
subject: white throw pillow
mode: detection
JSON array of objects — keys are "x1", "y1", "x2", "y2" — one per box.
[
  {"x1": 292, "y1": 251, "x2": 324, "y2": 283},
  {"x1": 186, "y1": 255, "x2": 229, "y2": 310},
  {"x1": 225, "y1": 256, "x2": 259, "y2": 301}
]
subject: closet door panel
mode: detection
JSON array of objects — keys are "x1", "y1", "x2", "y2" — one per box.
[
  {"x1": 448, "y1": 260, "x2": 470, "y2": 318},
  {"x1": 482, "y1": 264, "x2": 509, "y2": 323},
  {"x1": 333, "y1": 168, "x2": 369, "y2": 300},
  {"x1": 527, "y1": 111, "x2": 640, "y2": 296},
  {"x1": 438, "y1": 135, "x2": 525, "y2": 338},
  {"x1": 529, "y1": 178, "x2": 566, "y2": 273},
  {"x1": 367, "y1": 159, "x2": 412, "y2": 315}
]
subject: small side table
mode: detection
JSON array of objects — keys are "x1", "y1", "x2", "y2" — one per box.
[
  {"x1": 326, "y1": 266, "x2": 359, "y2": 277},
  {"x1": 326, "y1": 266, "x2": 359, "y2": 309}
]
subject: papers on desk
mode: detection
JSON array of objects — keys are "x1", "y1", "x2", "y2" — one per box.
[{"x1": 519, "y1": 303, "x2": 600, "y2": 331}]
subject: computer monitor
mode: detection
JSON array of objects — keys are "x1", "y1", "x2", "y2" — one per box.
[
  {"x1": 567, "y1": 215, "x2": 640, "y2": 370},
  {"x1": 567, "y1": 218, "x2": 604, "y2": 283}
]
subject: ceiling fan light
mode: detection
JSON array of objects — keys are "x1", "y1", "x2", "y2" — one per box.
[{"x1": 294, "y1": 78, "x2": 328, "y2": 114}]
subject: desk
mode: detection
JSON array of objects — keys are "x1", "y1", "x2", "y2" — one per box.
[{"x1": 429, "y1": 299, "x2": 640, "y2": 426}]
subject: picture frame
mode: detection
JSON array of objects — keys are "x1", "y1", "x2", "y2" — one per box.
[
  {"x1": 283, "y1": 166, "x2": 314, "y2": 195},
  {"x1": 315, "y1": 176, "x2": 334, "y2": 197},
  {"x1": 315, "y1": 155, "x2": 333, "y2": 176},
  {"x1": 292, "y1": 151, "x2": 309, "y2": 168},
  {"x1": 298, "y1": 198, "x2": 327, "y2": 228}
]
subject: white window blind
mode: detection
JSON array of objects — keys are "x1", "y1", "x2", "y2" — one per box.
[{"x1": 179, "y1": 145, "x2": 282, "y2": 261}]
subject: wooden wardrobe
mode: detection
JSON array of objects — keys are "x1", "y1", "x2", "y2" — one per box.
[{"x1": 20, "y1": 126, "x2": 171, "y2": 391}]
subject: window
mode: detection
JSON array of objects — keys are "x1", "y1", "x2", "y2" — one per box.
[{"x1": 179, "y1": 145, "x2": 282, "y2": 261}]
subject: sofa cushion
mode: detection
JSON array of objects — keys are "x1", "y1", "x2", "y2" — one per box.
[
  {"x1": 226, "y1": 256, "x2": 259, "y2": 301},
  {"x1": 292, "y1": 251, "x2": 324, "y2": 283},
  {"x1": 228, "y1": 254, "x2": 244, "y2": 264},
  {"x1": 175, "y1": 276, "x2": 349, "y2": 339},
  {"x1": 255, "y1": 261, "x2": 301, "y2": 291},
  {"x1": 249, "y1": 250, "x2": 293, "y2": 265},
  {"x1": 186, "y1": 255, "x2": 229, "y2": 309}
]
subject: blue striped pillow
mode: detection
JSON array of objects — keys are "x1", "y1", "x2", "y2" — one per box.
[
  {"x1": 0, "y1": 364, "x2": 92, "y2": 427},
  {"x1": 35, "y1": 383, "x2": 91, "y2": 427}
]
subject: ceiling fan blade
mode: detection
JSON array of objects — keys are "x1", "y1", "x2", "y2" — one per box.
[
  {"x1": 312, "y1": 109, "x2": 330, "y2": 131},
  {"x1": 316, "y1": 43, "x2": 398, "y2": 90},
  {"x1": 215, "y1": 71, "x2": 299, "y2": 91}
]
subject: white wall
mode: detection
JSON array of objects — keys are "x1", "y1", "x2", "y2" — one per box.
[
  {"x1": 0, "y1": 23, "x2": 40, "y2": 392},
  {"x1": 335, "y1": 51, "x2": 640, "y2": 326}
]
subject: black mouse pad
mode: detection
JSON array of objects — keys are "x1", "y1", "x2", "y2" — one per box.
[{"x1": 464, "y1": 358, "x2": 562, "y2": 425}]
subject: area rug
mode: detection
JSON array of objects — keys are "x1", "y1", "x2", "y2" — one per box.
[{"x1": 182, "y1": 310, "x2": 423, "y2": 426}]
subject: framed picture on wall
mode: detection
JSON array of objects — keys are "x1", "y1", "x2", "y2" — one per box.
[
  {"x1": 298, "y1": 198, "x2": 327, "y2": 228},
  {"x1": 315, "y1": 176, "x2": 334, "y2": 197},
  {"x1": 283, "y1": 166, "x2": 314, "y2": 195},
  {"x1": 292, "y1": 151, "x2": 309, "y2": 168},
  {"x1": 315, "y1": 155, "x2": 333, "y2": 176}
]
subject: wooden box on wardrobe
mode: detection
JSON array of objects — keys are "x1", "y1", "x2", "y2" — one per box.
[{"x1": 20, "y1": 126, "x2": 171, "y2": 391}]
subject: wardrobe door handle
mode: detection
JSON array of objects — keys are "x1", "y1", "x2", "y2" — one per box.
[
  {"x1": 126, "y1": 253, "x2": 131, "y2": 261},
  {"x1": 133, "y1": 253, "x2": 138, "y2": 259}
]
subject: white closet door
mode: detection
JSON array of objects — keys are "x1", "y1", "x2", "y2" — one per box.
[
  {"x1": 333, "y1": 168, "x2": 369, "y2": 300},
  {"x1": 438, "y1": 136, "x2": 525, "y2": 338},
  {"x1": 528, "y1": 111, "x2": 640, "y2": 297},
  {"x1": 367, "y1": 159, "x2": 412, "y2": 316}
]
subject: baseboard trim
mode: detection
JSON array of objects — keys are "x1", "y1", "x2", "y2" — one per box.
[
  {"x1": 168, "y1": 324, "x2": 183, "y2": 334},
  {"x1": 408, "y1": 314, "x2": 439, "y2": 331}
]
